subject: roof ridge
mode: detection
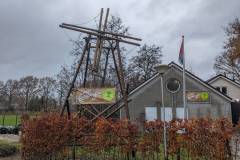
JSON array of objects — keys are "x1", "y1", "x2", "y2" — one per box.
[
  {"x1": 207, "y1": 74, "x2": 240, "y2": 88},
  {"x1": 129, "y1": 61, "x2": 233, "y2": 102},
  {"x1": 168, "y1": 63, "x2": 233, "y2": 101}
]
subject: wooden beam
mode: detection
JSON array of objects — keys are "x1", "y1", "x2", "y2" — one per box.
[
  {"x1": 95, "y1": 8, "x2": 110, "y2": 72},
  {"x1": 60, "y1": 35, "x2": 90, "y2": 116},
  {"x1": 90, "y1": 46, "x2": 112, "y2": 49},
  {"x1": 99, "y1": 8, "x2": 104, "y2": 30},
  {"x1": 93, "y1": 8, "x2": 104, "y2": 72},
  {"x1": 92, "y1": 99, "x2": 132, "y2": 121},
  {"x1": 61, "y1": 23, "x2": 142, "y2": 41},
  {"x1": 82, "y1": 105, "x2": 97, "y2": 117},
  {"x1": 111, "y1": 47, "x2": 123, "y2": 94},
  {"x1": 116, "y1": 41, "x2": 130, "y2": 119},
  {"x1": 83, "y1": 43, "x2": 91, "y2": 87},
  {"x1": 105, "y1": 99, "x2": 132, "y2": 119},
  {"x1": 60, "y1": 25, "x2": 141, "y2": 46},
  {"x1": 101, "y1": 49, "x2": 110, "y2": 87},
  {"x1": 103, "y1": 8, "x2": 110, "y2": 31},
  {"x1": 91, "y1": 105, "x2": 100, "y2": 114}
]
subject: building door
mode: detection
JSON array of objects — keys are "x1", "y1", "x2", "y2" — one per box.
[{"x1": 231, "y1": 102, "x2": 240, "y2": 125}]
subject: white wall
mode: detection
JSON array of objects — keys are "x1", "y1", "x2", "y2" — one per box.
[{"x1": 210, "y1": 78, "x2": 240, "y2": 101}]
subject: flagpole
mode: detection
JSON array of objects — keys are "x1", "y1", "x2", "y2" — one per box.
[{"x1": 182, "y1": 35, "x2": 187, "y2": 120}]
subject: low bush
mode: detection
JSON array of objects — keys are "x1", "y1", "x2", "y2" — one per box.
[
  {"x1": 0, "y1": 141, "x2": 18, "y2": 157},
  {"x1": 21, "y1": 113, "x2": 235, "y2": 160}
]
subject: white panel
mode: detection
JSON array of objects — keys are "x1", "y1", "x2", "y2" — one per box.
[
  {"x1": 145, "y1": 107, "x2": 157, "y2": 121},
  {"x1": 161, "y1": 107, "x2": 172, "y2": 122},
  {"x1": 176, "y1": 107, "x2": 184, "y2": 119}
]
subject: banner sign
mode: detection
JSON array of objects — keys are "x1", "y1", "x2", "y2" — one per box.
[
  {"x1": 71, "y1": 88, "x2": 116, "y2": 104},
  {"x1": 186, "y1": 91, "x2": 210, "y2": 102}
]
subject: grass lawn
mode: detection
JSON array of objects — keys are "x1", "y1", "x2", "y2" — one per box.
[
  {"x1": 0, "y1": 115, "x2": 21, "y2": 126},
  {"x1": 0, "y1": 113, "x2": 41, "y2": 126}
]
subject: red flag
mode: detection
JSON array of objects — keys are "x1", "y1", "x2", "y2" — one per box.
[{"x1": 179, "y1": 36, "x2": 184, "y2": 65}]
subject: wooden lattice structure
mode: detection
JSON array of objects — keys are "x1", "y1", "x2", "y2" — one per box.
[{"x1": 59, "y1": 8, "x2": 141, "y2": 120}]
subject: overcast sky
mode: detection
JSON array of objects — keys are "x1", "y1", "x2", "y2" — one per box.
[{"x1": 0, "y1": 0, "x2": 239, "y2": 82}]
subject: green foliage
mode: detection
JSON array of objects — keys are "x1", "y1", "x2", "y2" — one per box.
[
  {"x1": 0, "y1": 115, "x2": 20, "y2": 126},
  {"x1": 0, "y1": 140, "x2": 18, "y2": 157}
]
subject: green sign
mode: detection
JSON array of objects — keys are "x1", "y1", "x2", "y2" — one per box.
[
  {"x1": 72, "y1": 88, "x2": 116, "y2": 104},
  {"x1": 102, "y1": 88, "x2": 116, "y2": 101},
  {"x1": 186, "y1": 91, "x2": 210, "y2": 102}
]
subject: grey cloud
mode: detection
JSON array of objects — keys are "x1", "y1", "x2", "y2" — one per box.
[{"x1": 0, "y1": 0, "x2": 239, "y2": 82}]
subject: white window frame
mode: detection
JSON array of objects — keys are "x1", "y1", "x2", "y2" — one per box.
[
  {"x1": 176, "y1": 107, "x2": 189, "y2": 119},
  {"x1": 145, "y1": 106, "x2": 157, "y2": 121},
  {"x1": 161, "y1": 107, "x2": 172, "y2": 122}
]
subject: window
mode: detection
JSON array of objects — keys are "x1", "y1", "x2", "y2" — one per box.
[
  {"x1": 216, "y1": 87, "x2": 221, "y2": 92},
  {"x1": 160, "y1": 107, "x2": 187, "y2": 121},
  {"x1": 222, "y1": 87, "x2": 227, "y2": 95},
  {"x1": 215, "y1": 86, "x2": 228, "y2": 95},
  {"x1": 176, "y1": 107, "x2": 184, "y2": 119},
  {"x1": 166, "y1": 78, "x2": 181, "y2": 93},
  {"x1": 145, "y1": 107, "x2": 157, "y2": 121},
  {"x1": 161, "y1": 107, "x2": 172, "y2": 122}
]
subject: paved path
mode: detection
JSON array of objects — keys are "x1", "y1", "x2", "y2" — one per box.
[
  {"x1": 0, "y1": 154, "x2": 20, "y2": 160},
  {"x1": 0, "y1": 134, "x2": 19, "y2": 143},
  {"x1": 0, "y1": 134, "x2": 20, "y2": 160}
]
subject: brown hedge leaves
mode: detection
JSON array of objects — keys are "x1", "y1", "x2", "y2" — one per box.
[{"x1": 21, "y1": 114, "x2": 234, "y2": 160}]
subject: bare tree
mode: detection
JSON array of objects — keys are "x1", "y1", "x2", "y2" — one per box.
[
  {"x1": 19, "y1": 76, "x2": 39, "y2": 111},
  {"x1": 56, "y1": 65, "x2": 73, "y2": 106},
  {"x1": 214, "y1": 52, "x2": 240, "y2": 81},
  {"x1": 105, "y1": 15, "x2": 129, "y2": 34},
  {"x1": 39, "y1": 77, "x2": 57, "y2": 111},
  {"x1": 127, "y1": 44, "x2": 162, "y2": 90},
  {"x1": 224, "y1": 18, "x2": 240, "y2": 62},
  {"x1": 214, "y1": 18, "x2": 240, "y2": 81},
  {"x1": 2, "y1": 79, "x2": 19, "y2": 111},
  {"x1": 0, "y1": 81, "x2": 4, "y2": 97}
]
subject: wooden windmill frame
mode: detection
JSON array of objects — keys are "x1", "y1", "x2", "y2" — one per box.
[{"x1": 59, "y1": 8, "x2": 141, "y2": 120}]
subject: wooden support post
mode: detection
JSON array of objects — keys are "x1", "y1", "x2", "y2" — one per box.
[
  {"x1": 95, "y1": 8, "x2": 110, "y2": 71},
  {"x1": 101, "y1": 49, "x2": 110, "y2": 87},
  {"x1": 59, "y1": 8, "x2": 140, "y2": 120},
  {"x1": 60, "y1": 35, "x2": 90, "y2": 116},
  {"x1": 103, "y1": 8, "x2": 110, "y2": 31},
  {"x1": 111, "y1": 47, "x2": 123, "y2": 93},
  {"x1": 93, "y1": 8, "x2": 104, "y2": 71},
  {"x1": 83, "y1": 43, "x2": 91, "y2": 87},
  {"x1": 66, "y1": 100, "x2": 71, "y2": 118},
  {"x1": 116, "y1": 41, "x2": 130, "y2": 119}
]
